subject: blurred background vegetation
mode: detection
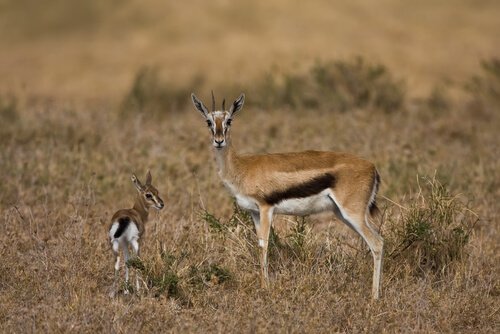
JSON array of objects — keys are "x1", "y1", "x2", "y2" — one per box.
[{"x1": 1, "y1": 0, "x2": 499, "y2": 100}]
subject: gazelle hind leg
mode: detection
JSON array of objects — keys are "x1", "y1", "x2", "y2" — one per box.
[
  {"x1": 111, "y1": 240, "x2": 120, "y2": 297},
  {"x1": 362, "y1": 212, "x2": 384, "y2": 300},
  {"x1": 329, "y1": 194, "x2": 384, "y2": 299},
  {"x1": 123, "y1": 243, "x2": 130, "y2": 294},
  {"x1": 349, "y1": 213, "x2": 383, "y2": 299},
  {"x1": 131, "y1": 238, "x2": 141, "y2": 292}
]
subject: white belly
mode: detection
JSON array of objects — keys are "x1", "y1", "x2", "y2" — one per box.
[
  {"x1": 234, "y1": 190, "x2": 334, "y2": 216},
  {"x1": 235, "y1": 194, "x2": 260, "y2": 212},
  {"x1": 274, "y1": 191, "x2": 334, "y2": 216}
]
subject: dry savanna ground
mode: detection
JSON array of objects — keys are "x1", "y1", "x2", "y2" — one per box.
[{"x1": 1, "y1": 1, "x2": 499, "y2": 333}]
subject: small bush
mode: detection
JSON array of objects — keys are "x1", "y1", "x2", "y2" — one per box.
[
  {"x1": 200, "y1": 201, "x2": 252, "y2": 236},
  {"x1": 386, "y1": 176, "x2": 478, "y2": 277},
  {"x1": 426, "y1": 86, "x2": 451, "y2": 113},
  {"x1": 465, "y1": 58, "x2": 500, "y2": 118},
  {"x1": 120, "y1": 66, "x2": 203, "y2": 118},
  {"x1": 466, "y1": 58, "x2": 500, "y2": 100},
  {"x1": 201, "y1": 209, "x2": 227, "y2": 234},
  {"x1": 0, "y1": 95, "x2": 19, "y2": 123},
  {"x1": 253, "y1": 57, "x2": 405, "y2": 113},
  {"x1": 127, "y1": 250, "x2": 180, "y2": 297}
]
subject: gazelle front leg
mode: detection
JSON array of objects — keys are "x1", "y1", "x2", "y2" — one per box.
[{"x1": 255, "y1": 205, "x2": 274, "y2": 288}]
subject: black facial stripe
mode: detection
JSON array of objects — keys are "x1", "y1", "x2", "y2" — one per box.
[{"x1": 264, "y1": 173, "x2": 336, "y2": 205}]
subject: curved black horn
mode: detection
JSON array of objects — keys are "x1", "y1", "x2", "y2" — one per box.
[
  {"x1": 222, "y1": 98, "x2": 226, "y2": 110},
  {"x1": 211, "y1": 90, "x2": 216, "y2": 111}
]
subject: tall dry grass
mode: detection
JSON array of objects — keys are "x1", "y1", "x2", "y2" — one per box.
[{"x1": 1, "y1": 59, "x2": 499, "y2": 332}]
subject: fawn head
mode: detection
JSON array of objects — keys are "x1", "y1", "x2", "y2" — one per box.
[
  {"x1": 191, "y1": 91, "x2": 245, "y2": 149},
  {"x1": 131, "y1": 171, "x2": 164, "y2": 210}
]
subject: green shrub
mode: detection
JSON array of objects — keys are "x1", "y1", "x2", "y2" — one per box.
[{"x1": 386, "y1": 177, "x2": 478, "y2": 277}]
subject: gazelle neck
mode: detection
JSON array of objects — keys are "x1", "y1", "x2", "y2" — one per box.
[
  {"x1": 213, "y1": 138, "x2": 237, "y2": 179},
  {"x1": 133, "y1": 195, "x2": 149, "y2": 223}
]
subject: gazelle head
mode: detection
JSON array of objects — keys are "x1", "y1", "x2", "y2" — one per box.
[
  {"x1": 131, "y1": 171, "x2": 164, "y2": 210},
  {"x1": 191, "y1": 92, "x2": 245, "y2": 149}
]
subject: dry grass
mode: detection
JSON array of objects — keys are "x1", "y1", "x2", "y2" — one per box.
[
  {"x1": 1, "y1": 71, "x2": 499, "y2": 331},
  {"x1": 1, "y1": 1, "x2": 499, "y2": 333}
]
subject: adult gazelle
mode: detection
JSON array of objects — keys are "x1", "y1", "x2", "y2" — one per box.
[{"x1": 191, "y1": 92, "x2": 383, "y2": 299}]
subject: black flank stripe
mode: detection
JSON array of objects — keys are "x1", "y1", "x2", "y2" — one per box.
[
  {"x1": 264, "y1": 173, "x2": 336, "y2": 205},
  {"x1": 114, "y1": 217, "x2": 131, "y2": 238}
]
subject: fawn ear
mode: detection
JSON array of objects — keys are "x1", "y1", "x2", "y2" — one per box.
[
  {"x1": 191, "y1": 93, "x2": 209, "y2": 117},
  {"x1": 131, "y1": 174, "x2": 144, "y2": 191},
  {"x1": 145, "y1": 170, "x2": 152, "y2": 185},
  {"x1": 229, "y1": 93, "x2": 245, "y2": 116}
]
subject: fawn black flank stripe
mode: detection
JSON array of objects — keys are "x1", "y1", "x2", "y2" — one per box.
[
  {"x1": 114, "y1": 217, "x2": 130, "y2": 238},
  {"x1": 264, "y1": 173, "x2": 336, "y2": 205}
]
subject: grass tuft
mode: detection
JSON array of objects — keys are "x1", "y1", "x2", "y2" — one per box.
[
  {"x1": 187, "y1": 263, "x2": 232, "y2": 288},
  {"x1": 126, "y1": 253, "x2": 180, "y2": 297}
]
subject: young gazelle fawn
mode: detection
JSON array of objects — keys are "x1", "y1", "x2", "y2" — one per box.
[
  {"x1": 191, "y1": 92, "x2": 384, "y2": 299},
  {"x1": 109, "y1": 171, "x2": 164, "y2": 295}
]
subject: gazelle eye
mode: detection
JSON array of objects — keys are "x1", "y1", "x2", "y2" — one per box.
[
  {"x1": 206, "y1": 120, "x2": 212, "y2": 127},
  {"x1": 226, "y1": 119, "x2": 232, "y2": 126},
  {"x1": 146, "y1": 193, "x2": 153, "y2": 199}
]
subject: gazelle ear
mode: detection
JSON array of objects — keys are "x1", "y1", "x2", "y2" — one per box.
[
  {"x1": 131, "y1": 174, "x2": 144, "y2": 191},
  {"x1": 145, "y1": 170, "x2": 152, "y2": 185},
  {"x1": 229, "y1": 93, "x2": 245, "y2": 116},
  {"x1": 191, "y1": 93, "x2": 209, "y2": 117}
]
